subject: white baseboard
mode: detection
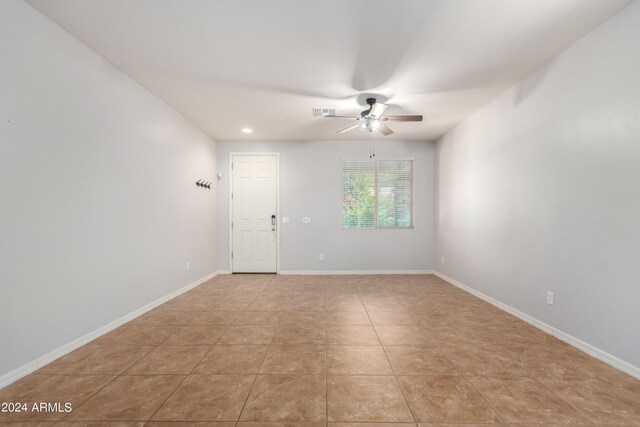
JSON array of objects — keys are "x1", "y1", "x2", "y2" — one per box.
[
  {"x1": 433, "y1": 271, "x2": 640, "y2": 380},
  {"x1": 279, "y1": 269, "x2": 435, "y2": 275},
  {"x1": 217, "y1": 270, "x2": 231, "y2": 275},
  {"x1": 0, "y1": 271, "x2": 219, "y2": 389}
]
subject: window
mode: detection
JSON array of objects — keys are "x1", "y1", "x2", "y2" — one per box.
[{"x1": 342, "y1": 158, "x2": 413, "y2": 229}]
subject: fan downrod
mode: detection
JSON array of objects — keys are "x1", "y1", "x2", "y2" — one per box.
[{"x1": 361, "y1": 97, "x2": 377, "y2": 118}]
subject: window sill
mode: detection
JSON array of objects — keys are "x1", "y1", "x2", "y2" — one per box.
[{"x1": 341, "y1": 226, "x2": 415, "y2": 230}]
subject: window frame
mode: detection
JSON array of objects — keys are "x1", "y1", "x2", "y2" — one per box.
[{"x1": 341, "y1": 156, "x2": 415, "y2": 230}]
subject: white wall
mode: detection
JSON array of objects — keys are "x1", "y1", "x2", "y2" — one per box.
[
  {"x1": 217, "y1": 140, "x2": 435, "y2": 272},
  {"x1": 0, "y1": 0, "x2": 218, "y2": 380},
  {"x1": 436, "y1": 2, "x2": 640, "y2": 369}
]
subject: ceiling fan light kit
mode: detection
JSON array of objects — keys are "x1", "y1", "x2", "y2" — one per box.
[{"x1": 325, "y1": 97, "x2": 423, "y2": 136}]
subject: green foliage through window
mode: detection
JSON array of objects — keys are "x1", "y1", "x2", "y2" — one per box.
[{"x1": 342, "y1": 159, "x2": 413, "y2": 229}]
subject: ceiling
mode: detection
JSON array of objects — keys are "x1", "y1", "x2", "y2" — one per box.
[{"x1": 26, "y1": 0, "x2": 632, "y2": 141}]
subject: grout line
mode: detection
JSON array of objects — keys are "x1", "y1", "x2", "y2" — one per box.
[
  {"x1": 70, "y1": 275, "x2": 250, "y2": 424},
  {"x1": 467, "y1": 378, "x2": 507, "y2": 423},
  {"x1": 324, "y1": 281, "x2": 329, "y2": 423},
  {"x1": 144, "y1": 345, "x2": 211, "y2": 423},
  {"x1": 363, "y1": 283, "x2": 420, "y2": 427},
  {"x1": 141, "y1": 277, "x2": 239, "y2": 423},
  {"x1": 528, "y1": 375, "x2": 596, "y2": 423},
  {"x1": 57, "y1": 342, "x2": 158, "y2": 422},
  {"x1": 235, "y1": 274, "x2": 277, "y2": 423},
  {"x1": 54, "y1": 372, "x2": 121, "y2": 423}
]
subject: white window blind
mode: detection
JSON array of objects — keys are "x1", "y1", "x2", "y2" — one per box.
[{"x1": 342, "y1": 159, "x2": 413, "y2": 229}]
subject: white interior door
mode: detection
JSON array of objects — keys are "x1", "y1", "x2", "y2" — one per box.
[{"x1": 231, "y1": 154, "x2": 278, "y2": 273}]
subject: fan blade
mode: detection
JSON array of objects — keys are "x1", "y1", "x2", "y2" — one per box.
[
  {"x1": 378, "y1": 123, "x2": 394, "y2": 136},
  {"x1": 383, "y1": 115, "x2": 423, "y2": 122},
  {"x1": 337, "y1": 123, "x2": 362, "y2": 134},
  {"x1": 324, "y1": 115, "x2": 361, "y2": 120},
  {"x1": 369, "y1": 102, "x2": 388, "y2": 118}
]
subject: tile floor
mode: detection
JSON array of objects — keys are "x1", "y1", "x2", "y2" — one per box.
[{"x1": 1, "y1": 274, "x2": 639, "y2": 426}]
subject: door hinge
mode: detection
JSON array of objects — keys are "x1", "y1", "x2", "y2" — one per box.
[
  {"x1": 231, "y1": 192, "x2": 233, "y2": 199},
  {"x1": 231, "y1": 251, "x2": 233, "y2": 259},
  {"x1": 231, "y1": 163, "x2": 234, "y2": 169},
  {"x1": 231, "y1": 221, "x2": 234, "y2": 229}
]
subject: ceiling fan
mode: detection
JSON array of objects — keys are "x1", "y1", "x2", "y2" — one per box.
[{"x1": 325, "y1": 97, "x2": 423, "y2": 136}]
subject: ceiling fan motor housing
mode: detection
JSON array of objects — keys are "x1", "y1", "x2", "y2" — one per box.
[{"x1": 361, "y1": 97, "x2": 377, "y2": 117}]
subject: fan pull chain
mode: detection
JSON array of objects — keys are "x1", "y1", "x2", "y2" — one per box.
[{"x1": 369, "y1": 133, "x2": 376, "y2": 159}]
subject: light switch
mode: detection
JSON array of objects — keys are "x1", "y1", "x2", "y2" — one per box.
[{"x1": 302, "y1": 217, "x2": 311, "y2": 224}]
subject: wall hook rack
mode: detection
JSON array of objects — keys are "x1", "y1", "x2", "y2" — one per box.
[{"x1": 196, "y1": 180, "x2": 212, "y2": 189}]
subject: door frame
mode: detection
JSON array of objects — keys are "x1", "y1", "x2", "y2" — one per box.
[{"x1": 228, "y1": 152, "x2": 280, "y2": 274}]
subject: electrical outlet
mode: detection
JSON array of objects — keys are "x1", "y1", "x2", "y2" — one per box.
[
  {"x1": 186, "y1": 261, "x2": 190, "y2": 271},
  {"x1": 441, "y1": 256, "x2": 445, "y2": 264},
  {"x1": 302, "y1": 217, "x2": 311, "y2": 224},
  {"x1": 319, "y1": 253, "x2": 324, "y2": 261},
  {"x1": 282, "y1": 217, "x2": 290, "y2": 224},
  {"x1": 546, "y1": 291, "x2": 554, "y2": 306}
]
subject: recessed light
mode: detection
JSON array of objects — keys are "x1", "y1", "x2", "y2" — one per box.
[{"x1": 241, "y1": 128, "x2": 253, "y2": 134}]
